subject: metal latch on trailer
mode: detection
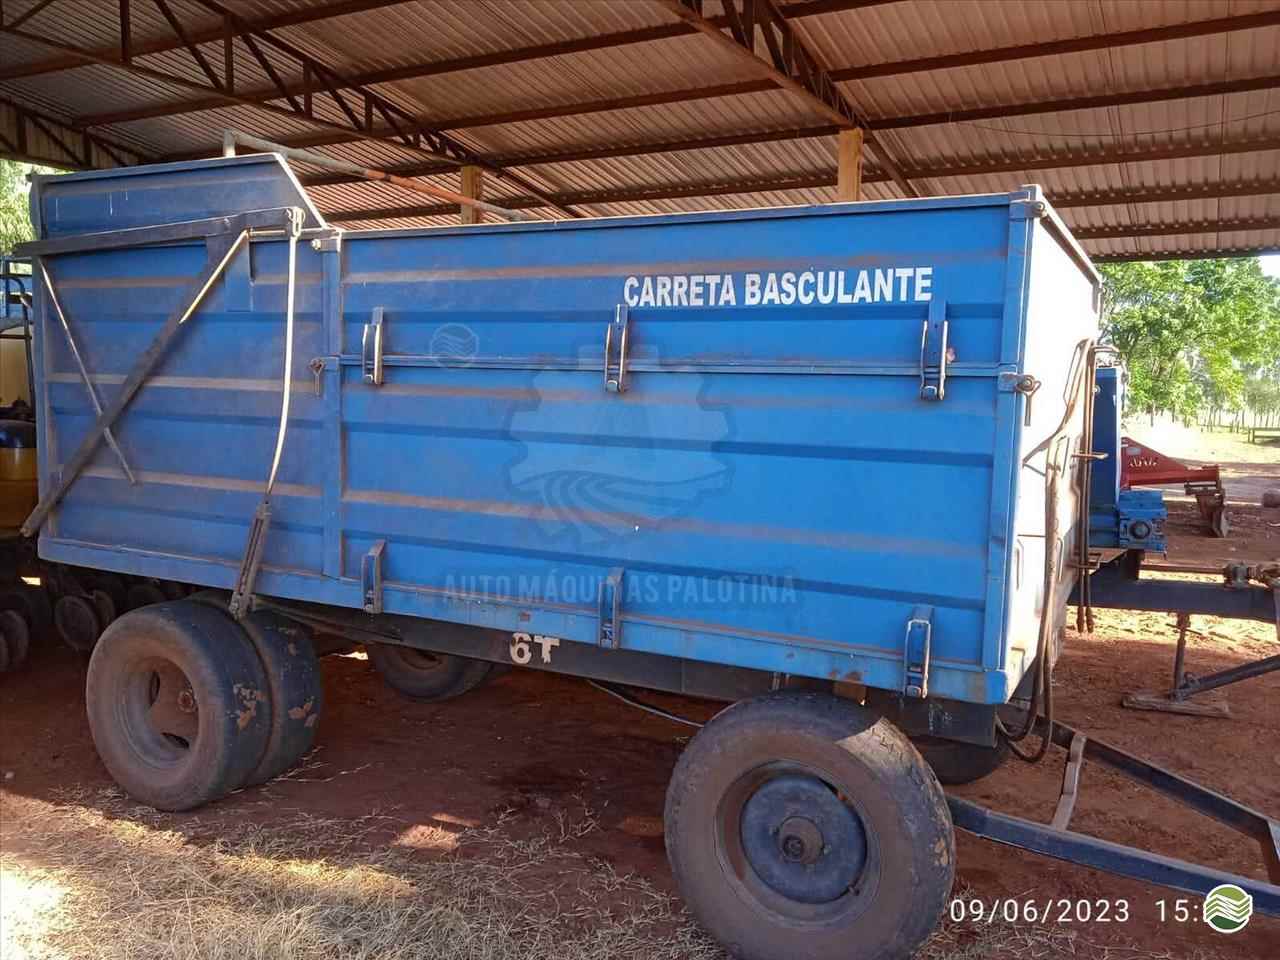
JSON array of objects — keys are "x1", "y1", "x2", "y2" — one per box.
[
  {"x1": 362, "y1": 307, "x2": 385, "y2": 385},
  {"x1": 598, "y1": 567, "x2": 625, "y2": 648},
  {"x1": 903, "y1": 605, "x2": 933, "y2": 698},
  {"x1": 362, "y1": 540, "x2": 387, "y2": 614},
  {"x1": 604, "y1": 304, "x2": 630, "y2": 394},
  {"x1": 918, "y1": 299, "x2": 948, "y2": 401}
]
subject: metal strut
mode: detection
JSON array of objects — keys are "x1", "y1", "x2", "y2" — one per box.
[
  {"x1": 229, "y1": 209, "x2": 305, "y2": 618},
  {"x1": 37, "y1": 262, "x2": 136, "y2": 485},
  {"x1": 19, "y1": 208, "x2": 300, "y2": 538},
  {"x1": 950, "y1": 718, "x2": 1280, "y2": 916}
]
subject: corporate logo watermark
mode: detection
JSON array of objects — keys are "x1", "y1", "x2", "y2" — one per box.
[
  {"x1": 505, "y1": 339, "x2": 733, "y2": 551},
  {"x1": 429, "y1": 322, "x2": 480, "y2": 364},
  {"x1": 441, "y1": 571, "x2": 798, "y2": 609}
]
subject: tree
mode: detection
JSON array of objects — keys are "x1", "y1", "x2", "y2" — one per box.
[
  {"x1": 1099, "y1": 258, "x2": 1280, "y2": 420},
  {"x1": 0, "y1": 160, "x2": 39, "y2": 254}
]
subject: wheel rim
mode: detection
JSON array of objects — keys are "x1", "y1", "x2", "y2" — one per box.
[
  {"x1": 717, "y1": 762, "x2": 879, "y2": 922},
  {"x1": 118, "y1": 657, "x2": 201, "y2": 765}
]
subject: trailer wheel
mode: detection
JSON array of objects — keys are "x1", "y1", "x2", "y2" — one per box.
[
  {"x1": 188, "y1": 595, "x2": 324, "y2": 785},
  {"x1": 0, "y1": 585, "x2": 51, "y2": 638},
  {"x1": 0, "y1": 609, "x2": 29, "y2": 668},
  {"x1": 55, "y1": 594, "x2": 102, "y2": 652},
  {"x1": 367, "y1": 642, "x2": 495, "y2": 702},
  {"x1": 912, "y1": 736, "x2": 1010, "y2": 786},
  {"x1": 125, "y1": 581, "x2": 168, "y2": 611},
  {"x1": 85, "y1": 600, "x2": 271, "y2": 811},
  {"x1": 90, "y1": 588, "x2": 118, "y2": 630},
  {"x1": 665, "y1": 692, "x2": 954, "y2": 960}
]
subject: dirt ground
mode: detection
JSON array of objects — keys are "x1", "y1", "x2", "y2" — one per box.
[{"x1": 1, "y1": 428, "x2": 1277, "y2": 959}]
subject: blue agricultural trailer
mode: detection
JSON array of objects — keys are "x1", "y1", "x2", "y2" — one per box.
[{"x1": 15, "y1": 151, "x2": 1279, "y2": 959}]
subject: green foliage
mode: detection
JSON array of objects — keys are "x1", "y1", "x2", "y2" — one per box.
[
  {"x1": 0, "y1": 159, "x2": 39, "y2": 254},
  {"x1": 1099, "y1": 258, "x2": 1280, "y2": 419},
  {"x1": 1244, "y1": 376, "x2": 1280, "y2": 419}
]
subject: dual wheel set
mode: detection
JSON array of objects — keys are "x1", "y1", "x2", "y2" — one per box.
[
  {"x1": 90, "y1": 620, "x2": 1007, "y2": 959},
  {"x1": 86, "y1": 596, "x2": 322, "y2": 810}
]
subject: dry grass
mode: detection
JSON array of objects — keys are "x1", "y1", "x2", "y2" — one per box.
[
  {"x1": 0, "y1": 790, "x2": 717, "y2": 960},
  {"x1": 0, "y1": 790, "x2": 1223, "y2": 960}
]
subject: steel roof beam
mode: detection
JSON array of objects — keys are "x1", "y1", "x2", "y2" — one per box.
[
  {"x1": 309, "y1": 174, "x2": 1280, "y2": 215},
  {"x1": 0, "y1": 0, "x2": 416, "y2": 82},
  {"x1": 291, "y1": 72, "x2": 1280, "y2": 184},
  {"x1": 311, "y1": 140, "x2": 1280, "y2": 220},
  {"x1": 657, "y1": 0, "x2": 915, "y2": 194},
  {"x1": 1072, "y1": 217, "x2": 1280, "y2": 241},
  {"x1": 303, "y1": 137, "x2": 1280, "y2": 199},
  {"x1": 1049, "y1": 181, "x2": 1280, "y2": 209},
  {"x1": 0, "y1": 9, "x2": 579, "y2": 218},
  {"x1": 69, "y1": 1, "x2": 891, "y2": 128},
  {"x1": 1093, "y1": 247, "x2": 1280, "y2": 262},
  {"x1": 160, "y1": 66, "x2": 1280, "y2": 171},
  {"x1": 831, "y1": 9, "x2": 1280, "y2": 82},
  {"x1": 76, "y1": 7, "x2": 1280, "y2": 134},
  {"x1": 0, "y1": 96, "x2": 149, "y2": 169}
]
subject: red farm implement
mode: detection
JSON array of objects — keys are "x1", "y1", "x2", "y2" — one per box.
[{"x1": 1120, "y1": 437, "x2": 1229, "y2": 537}]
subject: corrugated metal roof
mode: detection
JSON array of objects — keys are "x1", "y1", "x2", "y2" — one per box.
[{"x1": 0, "y1": 0, "x2": 1277, "y2": 258}]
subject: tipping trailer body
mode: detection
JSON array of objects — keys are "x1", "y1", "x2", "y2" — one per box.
[{"x1": 25, "y1": 155, "x2": 1100, "y2": 706}]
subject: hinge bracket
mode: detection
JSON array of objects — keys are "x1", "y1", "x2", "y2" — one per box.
[
  {"x1": 597, "y1": 567, "x2": 625, "y2": 648},
  {"x1": 362, "y1": 539, "x2": 386, "y2": 614},
  {"x1": 229, "y1": 501, "x2": 271, "y2": 620},
  {"x1": 919, "y1": 298, "x2": 948, "y2": 401},
  {"x1": 362, "y1": 306, "x2": 384, "y2": 385},
  {"x1": 904, "y1": 604, "x2": 933, "y2": 698}
]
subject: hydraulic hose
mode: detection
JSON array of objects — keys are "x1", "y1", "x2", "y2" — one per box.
[{"x1": 999, "y1": 338, "x2": 1094, "y2": 762}]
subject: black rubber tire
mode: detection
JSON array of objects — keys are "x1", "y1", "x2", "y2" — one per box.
[
  {"x1": 0, "y1": 609, "x2": 30, "y2": 667},
  {"x1": 0, "y1": 585, "x2": 52, "y2": 639},
  {"x1": 665, "y1": 692, "x2": 955, "y2": 960},
  {"x1": 0, "y1": 632, "x2": 9, "y2": 672},
  {"x1": 188, "y1": 594, "x2": 324, "y2": 785},
  {"x1": 159, "y1": 580, "x2": 189, "y2": 600},
  {"x1": 85, "y1": 600, "x2": 272, "y2": 811},
  {"x1": 91, "y1": 588, "x2": 118, "y2": 630},
  {"x1": 55, "y1": 594, "x2": 102, "y2": 653},
  {"x1": 912, "y1": 735, "x2": 1011, "y2": 786},
  {"x1": 125, "y1": 582, "x2": 168, "y2": 611},
  {"x1": 86, "y1": 573, "x2": 128, "y2": 617},
  {"x1": 367, "y1": 642, "x2": 495, "y2": 702}
]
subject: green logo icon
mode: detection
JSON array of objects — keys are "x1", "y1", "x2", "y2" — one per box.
[{"x1": 1203, "y1": 884, "x2": 1253, "y2": 933}]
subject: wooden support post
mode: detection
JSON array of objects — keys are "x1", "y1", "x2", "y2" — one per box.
[
  {"x1": 836, "y1": 128, "x2": 864, "y2": 202},
  {"x1": 460, "y1": 165, "x2": 484, "y2": 224}
]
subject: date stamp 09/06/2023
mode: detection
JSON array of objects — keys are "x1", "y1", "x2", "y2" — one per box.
[{"x1": 950, "y1": 884, "x2": 1256, "y2": 934}]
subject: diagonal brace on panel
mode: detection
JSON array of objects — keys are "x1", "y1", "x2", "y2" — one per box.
[
  {"x1": 37, "y1": 263, "x2": 136, "y2": 485},
  {"x1": 18, "y1": 208, "x2": 298, "y2": 538},
  {"x1": 654, "y1": 0, "x2": 917, "y2": 197}
]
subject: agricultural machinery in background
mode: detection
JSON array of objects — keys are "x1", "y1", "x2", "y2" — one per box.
[{"x1": 1119, "y1": 435, "x2": 1230, "y2": 537}]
